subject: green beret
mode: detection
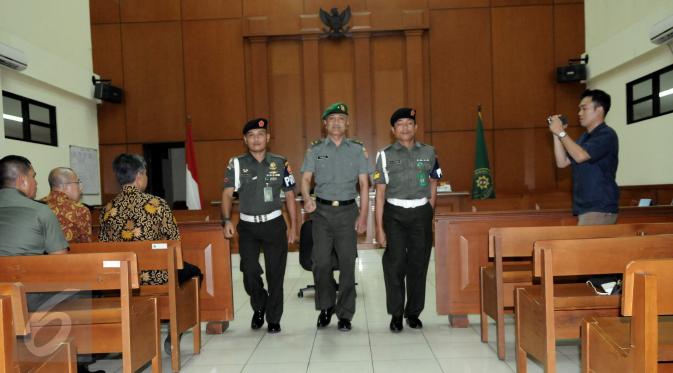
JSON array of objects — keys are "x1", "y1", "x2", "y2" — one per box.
[
  {"x1": 390, "y1": 107, "x2": 416, "y2": 126},
  {"x1": 322, "y1": 102, "x2": 349, "y2": 120},
  {"x1": 243, "y1": 118, "x2": 268, "y2": 135}
]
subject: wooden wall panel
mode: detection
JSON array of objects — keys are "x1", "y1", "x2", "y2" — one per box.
[
  {"x1": 195, "y1": 140, "x2": 247, "y2": 204},
  {"x1": 183, "y1": 19, "x2": 246, "y2": 141},
  {"x1": 431, "y1": 131, "x2": 495, "y2": 192},
  {"x1": 429, "y1": 8, "x2": 493, "y2": 132},
  {"x1": 366, "y1": 0, "x2": 428, "y2": 10},
  {"x1": 181, "y1": 0, "x2": 242, "y2": 20},
  {"x1": 320, "y1": 40, "x2": 355, "y2": 133},
  {"x1": 268, "y1": 40, "x2": 305, "y2": 175},
  {"x1": 492, "y1": 0, "x2": 552, "y2": 6},
  {"x1": 371, "y1": 35, "x2": 405, "y2": 151},
  {"x1": 122, "y1": 22, "x2": 185, "y2": 143},
  {"x1": 244, "y1": 0, "x2": 303, "y2": 17},
  {"x1": 554, "y1": 3, "x2": 585, "y2": 123},
  {"x1": 120, "y1": 0, "x2": 181, "y2": 22},
  {"x1": 90, "y1": 0, "x2": 120, "y2": 24},
  {"x1": 91, "y1": 24, "x2": 126, "y2": 144},
  {"x1": 428, "y1": 0, "x2": 489, "y2": 8},
  {"x1": 494, "y1": 128, "x2": 556, "y2": 192},
  {"x1": 303, "y1": 0, "x2": 367, "y2": 14},
  {"x1": 492, "y1": 5, "x2": 555, "y2": 129},
  {"x1": 99, "y1": 144, "x2": 127, "y2": 197}
]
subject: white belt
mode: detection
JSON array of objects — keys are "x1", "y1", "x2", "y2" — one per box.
[
  {"x1": 387, "y1": 198, "x2": 428, "y2": 209},
  {"x1": 239, "y1": 210, "x2": 282, "y2": 223}
]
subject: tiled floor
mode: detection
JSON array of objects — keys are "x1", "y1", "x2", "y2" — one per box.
[{"x1": 90, "y1": 249, "x2": 582, "y2": 373}]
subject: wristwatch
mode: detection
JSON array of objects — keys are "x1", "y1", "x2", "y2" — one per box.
[{"x1": 557, "y1": 131, "x2": 567, "y2": 139}]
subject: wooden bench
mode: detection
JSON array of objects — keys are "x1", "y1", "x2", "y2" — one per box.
[
  {"x1": 514, "y1": 234, "x2": 673, "y2": 373},
  {"x1": 0, "y1": 253, "x2": 161, "y2": 373},
  {"x1": 582, "y1": 258, "x2": 673, "y2": 373},
  {"x1": 434, "y1": 205, "x2": 673, "y2": 328},
  {"x1": 70, "y1": 240, "x2": 201, "y2": 372},
  {"x1": 0, "y1": 283, "x2": 77, "y2": 373},
  {"x1": 481, "y1": 222, "x2": 673, "y2": 359}
]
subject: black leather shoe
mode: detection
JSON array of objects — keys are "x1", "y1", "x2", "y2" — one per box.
[
  {"x1": 406, "y1": 316, "x2": 423, "y2": 329},
  {"x1": 337, "y1": 318, "x2": 352, "y2": 331},
  {"x1": 251, "y1": 309, "x2": 265, "y2": 329},
  {"x1": 316, "y1": 306, "x2": 335, "y2": 328},
  {"x1": 267, "y1": 322, "x2": 281, "y2": 333},
  {"x1": 163, "y1": 333, "x2": 182, "y2": 356},
  {"x1": 389, "y1": 316, "x2": 403, "y2": 333}
]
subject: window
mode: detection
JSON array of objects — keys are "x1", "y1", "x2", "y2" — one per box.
[
  {"x1": 626, "y1": 64, "x2": 673, "y2": 124},
  {"x1": 2, "y1": 91, "x2": 57, "y2": 146}
]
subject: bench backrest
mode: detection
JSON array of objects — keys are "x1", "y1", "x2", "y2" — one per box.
[
  {"x1": 0, "y1": 252, "x2": 139, "y2": 292},
  {"x1": 69, "y1": 240, "x2": 182, "y2": 296},
  {"x1": 0, "y1": 283, "x2": 28, "y2": 336},
  {"x1": 622, "y1": 259, "x2": 673, "y2": 316},
  {"x1": 533, "y1": 234, "x2": 673, "y2": 278},
  {"x1": 70, "y1": 240, "x2": 183, "y2": 271},
  {"x1": 490, "y1": 222, "x2": 673, "y2": 258}
]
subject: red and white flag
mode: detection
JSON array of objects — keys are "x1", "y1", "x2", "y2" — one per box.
[{"x1": 185, "y1": 123, "x2": 202, "y2": 210}]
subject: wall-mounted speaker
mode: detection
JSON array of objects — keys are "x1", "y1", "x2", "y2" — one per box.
[
  {"x1": 556, "y1": 64, "x2": 586, "y2": 83},
  {"x1": 94, "y1": 83, "x2": 123, "y2": 103}
]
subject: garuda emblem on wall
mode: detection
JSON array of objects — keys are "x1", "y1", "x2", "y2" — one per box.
[{"x1": 319, "y1": 6, "x2": 352, "y2": 39}]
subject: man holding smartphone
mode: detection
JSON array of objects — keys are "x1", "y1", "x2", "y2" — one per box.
[{"x1": 548, "y1": 89, "x2": 619, "y2": 225}]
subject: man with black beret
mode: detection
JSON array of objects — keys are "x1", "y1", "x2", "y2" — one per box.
[
  {"x1": 373, "y1": 107, "x2": 442, "y2": 332},
  {"x1": 221, "y1": 118, "x2": 297, "y2": 333},
  {"x1": 300, "y1": 102, "x2": 370, "y2": 332}
]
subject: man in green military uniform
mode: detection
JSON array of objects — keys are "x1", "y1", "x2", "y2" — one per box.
[
  {"x1": 222, "y1": 118, "x2": 297, "y2": 334},
  {"x1": 373, "y1": 108, "x2": 442, "y2": 332},
  {"x1": 301, "y1": 102, "x2": 370, "y2": 332}
]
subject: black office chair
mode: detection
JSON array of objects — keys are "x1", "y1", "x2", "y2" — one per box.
[{"x1": 297, "y1": 219, "x2": 356, "y2": 297}]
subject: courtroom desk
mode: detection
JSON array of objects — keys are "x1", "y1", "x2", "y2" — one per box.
[{"x1": 434, "y1": 205, "x2": 673, "y2": 328}]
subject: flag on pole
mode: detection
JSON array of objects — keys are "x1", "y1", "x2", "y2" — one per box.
[
  {"x1": 185, "y1": 123, "x2": 202, "y2": 209},
  {"x1": 471, "y1": 107, "x2": 495, "y2": 199}
]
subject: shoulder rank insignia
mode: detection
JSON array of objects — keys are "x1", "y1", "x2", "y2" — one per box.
[{"x1": 350, "y1": 138, "x2": 363, "y2": 146}]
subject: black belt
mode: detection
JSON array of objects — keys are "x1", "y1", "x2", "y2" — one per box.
[{"x1": 316, "y1": 197, "x2": 356, "y2": 207}]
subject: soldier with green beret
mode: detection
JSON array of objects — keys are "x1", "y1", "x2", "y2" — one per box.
[
  {"x1": 221, "y1": 118, "x2": 297, "y2": 334},
  {"x1": 373, "y1": 107, "x2": 442, "y2": 332},
  {"x1": 300, "y1": 102, "x2": 370, "y2": 332}
]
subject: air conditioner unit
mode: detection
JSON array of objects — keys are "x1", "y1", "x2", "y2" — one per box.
[
  {"x1": 650, "y1": 14, "x2": 673, "y2": 45},
  {"x1": 0, "y1": 42, "x2": 27, "y2": 71}
]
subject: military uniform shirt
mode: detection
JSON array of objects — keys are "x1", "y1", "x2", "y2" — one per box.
[
  {"x1": 223, "y1": 152, "x2": 295, "y2": 215},
  {"x1": 301, "y1": 138, "x2": 370, "y2": 201},
  {"x1": 0, "y1": 188, "x2": 68, "y2": 256},
  {"x1": 372, "y1": 142, "x2": 442, "y2": 199}
]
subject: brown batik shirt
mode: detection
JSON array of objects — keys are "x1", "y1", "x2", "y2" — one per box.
[
  {"x1": 99, "y1": 185, "x2": 180, "y2": 284},
  {"x1": 41, "y1": 190, "x2": 92, "y2": 243}
]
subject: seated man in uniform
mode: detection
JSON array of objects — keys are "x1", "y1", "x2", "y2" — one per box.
[{"x1": 41, "y1": 167, "x2": 92, "y2": 243}]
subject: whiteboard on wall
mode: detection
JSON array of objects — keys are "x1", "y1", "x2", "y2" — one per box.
[{"x1": 69, "y1": 145, "x2": 100, "y2": 195}]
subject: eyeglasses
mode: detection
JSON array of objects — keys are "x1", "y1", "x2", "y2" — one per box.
[{"x1": 65, "y1": 180, "x2": 83, "y2": 185}]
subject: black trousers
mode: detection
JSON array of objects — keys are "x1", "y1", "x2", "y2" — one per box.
[
  {"x1": 237, "y1": 216, "x2": 288, "y2": 323},
  {"x1": 382, "y1": 202, "x2": 433, "y2": 317},
  {"x1": 311, "y1": 203, "x2": 358, "y2": 320}
]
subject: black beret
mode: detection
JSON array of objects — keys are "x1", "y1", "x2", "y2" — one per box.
[
  {"x1": 243, "y1": 118, "x2": 269, "y2": 135},
  {"x1": 390, "y1": 107, "x2": 416, "y2": 126}
]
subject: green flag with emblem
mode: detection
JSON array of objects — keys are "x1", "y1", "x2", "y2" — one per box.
[{"x1": 471, "y1": 108, "x2": 495, "y2": 199}]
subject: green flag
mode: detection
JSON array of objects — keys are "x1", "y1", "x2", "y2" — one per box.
[{"x1": 471, "y1": 109, "x2": 495, "y2": 199}]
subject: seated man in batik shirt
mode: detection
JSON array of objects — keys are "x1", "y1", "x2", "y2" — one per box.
[
  {"x1": 99, "y1": 153, "x2": 200, "y2": 285},
  {"x1": 41, "y1": 167, "x2": 92, "y2": 243}
]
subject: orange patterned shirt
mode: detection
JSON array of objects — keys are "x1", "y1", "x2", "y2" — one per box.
[{"x1": 41, "y1": 191, "x2": 92, "y2": 243}]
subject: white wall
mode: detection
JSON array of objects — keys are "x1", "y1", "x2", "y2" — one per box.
[
  {"x1": 585, "y1": 0, "x2": 673, "y2": 186},
  {"x1": 0, "y1": 0, "x2": 100, "y2": 204}
]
